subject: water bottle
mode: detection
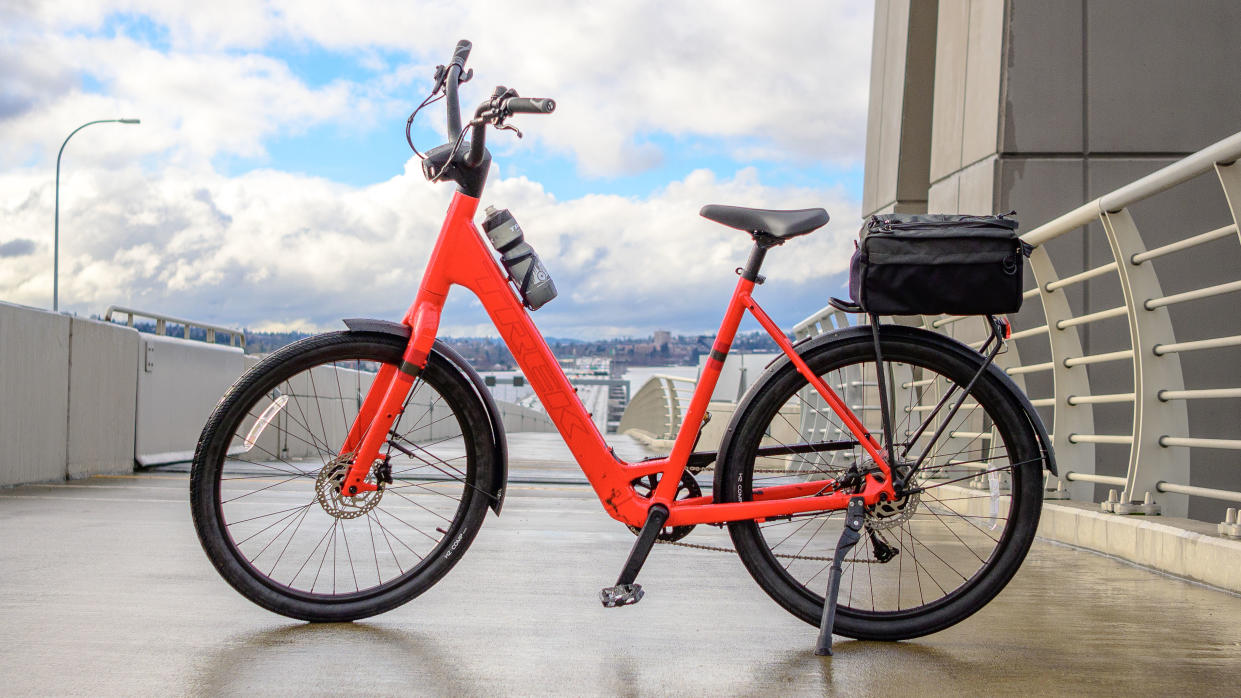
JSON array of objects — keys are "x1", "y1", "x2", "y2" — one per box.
[{"x1": 481, "y1": 206, "x2": 558, "y2": 310}]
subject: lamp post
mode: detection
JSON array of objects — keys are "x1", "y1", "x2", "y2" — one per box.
[{"x1": 54, "y1": 118, "x2": 140, "y2": 312}]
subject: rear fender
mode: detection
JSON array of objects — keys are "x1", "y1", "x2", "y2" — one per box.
[
  {"x1": 712, "y1": 324, "x2": 1055, "y2": 497},
  {"x1": 343, "y1": 318, "x2": 509, "y2": 514}
]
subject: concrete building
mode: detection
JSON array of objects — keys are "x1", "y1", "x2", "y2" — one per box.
[
  {"x1": 652, "y1": 330, "x2": 671, "y2": 351},
  {"x1": 862, "y1": 0, "x2": 1241, "y2": 520}
]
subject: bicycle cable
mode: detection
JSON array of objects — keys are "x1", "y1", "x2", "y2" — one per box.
[
  {"x1": 405, "y1": 91, "x2": 444, "y2": 160},
  {"x1": 425, "y1": 121, "x2": 475, "y2": 182}
]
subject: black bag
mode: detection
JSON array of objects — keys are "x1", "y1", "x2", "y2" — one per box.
[{"x1": 848, "y1": 213, "x2": 1030, "y2": 316}]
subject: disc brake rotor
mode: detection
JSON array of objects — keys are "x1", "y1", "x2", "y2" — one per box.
[{"x1": 315, "y1": 458, "x2": 384, "y2": 519}]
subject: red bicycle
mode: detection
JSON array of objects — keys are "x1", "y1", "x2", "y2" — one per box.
[{"x1": 191, "y1": 41, "x2": 1053, "y2": 654}]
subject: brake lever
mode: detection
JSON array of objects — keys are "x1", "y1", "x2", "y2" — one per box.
[
  {"x1": 431, "y1": 65, "x2": 447, "y2": 95},
  {"x1": 495, "y1": 122, "x2": 523, "y2": 138},
  {"x1": 431, "y1": 64, "x2": 475, "y2": 97}
]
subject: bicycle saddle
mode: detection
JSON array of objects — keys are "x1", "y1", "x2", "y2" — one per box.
[{"x1": 699, "y1": 204, "x2": 829, "y2": 239}]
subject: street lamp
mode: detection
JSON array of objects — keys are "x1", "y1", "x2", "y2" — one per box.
[{"x1": 53, "y1": 118, "x2": 140, "y2": 312}]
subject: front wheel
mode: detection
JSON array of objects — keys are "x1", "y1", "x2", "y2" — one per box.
[
  {"x1": 190, "y1": 331, "x2": 495, "y2": 622},
  {"x1": 720, "y1": 329, "x2": 1043, "y2": 641}
]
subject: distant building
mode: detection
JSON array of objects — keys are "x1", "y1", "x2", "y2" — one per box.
[{"x1": 653, "y1": 330, "x2": 671, "y2": 350}]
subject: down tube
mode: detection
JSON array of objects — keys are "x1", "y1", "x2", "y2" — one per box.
[{"x1": 456, "y1": 259, "x2": 641, "y2": 519}]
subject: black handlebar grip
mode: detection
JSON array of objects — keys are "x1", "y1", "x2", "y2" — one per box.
[
  {"x1": 451, "y1": 40, "x2": 472, "y2": 70},
  {"x1": 504, "y1": 97, "x2": 556, "y2": 114}
]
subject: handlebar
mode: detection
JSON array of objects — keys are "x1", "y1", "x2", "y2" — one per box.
[
  {"x1": 503, "y1": 97, "x2": 556, "y2": 114},
  {"x1": 450, "y1": 39, "x2": 472, "y2": 71},
  {"x1": 464, "y1": 92, "x2": 556, "y2": 167},
  {"x1": 444, "y1": 40, "x2": 472, "y2": 135},
  {"x1": 432, "y1": 39, "x2": 556, "y2": 170}
]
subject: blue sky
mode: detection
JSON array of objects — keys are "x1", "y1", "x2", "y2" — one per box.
[{"x1": 0, "y1": 2, "x2": 873, "y2": 338}]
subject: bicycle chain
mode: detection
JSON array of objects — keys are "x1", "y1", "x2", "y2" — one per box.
[
  {"x1": 655, "y1": 463, "x2": 886, "y2": 563},
  {"x1": 657, "y1": 537, "x2": 886, "y2": 563}
]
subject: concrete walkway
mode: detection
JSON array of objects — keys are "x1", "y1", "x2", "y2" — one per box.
[{"x1": 2, "y1": 436, "x2": 1240, "y2": 696}]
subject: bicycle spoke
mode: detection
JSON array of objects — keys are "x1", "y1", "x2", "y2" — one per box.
[
  {"x1": 736, "y1": 339, "x2": 1040, "y2": 625},
  {"x1": 249, "y1": 503, "x2": 315, "y2": 564},
  {"x1": 375, "y1": 506, "x2": 442, "y2": 545},
  {"x1": 365, "y1": 511, "x2": 384, "y2": 583},
  {"x1": 385, "y1": 487, "x2": 456, "y2": 523},
  {"x1": 268, "y1": 504, "x2": 313, "y2": 577},
  {"x1": 233, "y1": 504, "x2": 312, "y2": 547},
  {"x1": 201, "y1": 338, "x2": 485, "y2": 606},
  {"x1": 221, "y1": 472, "x2": 311, "y2": 504}
]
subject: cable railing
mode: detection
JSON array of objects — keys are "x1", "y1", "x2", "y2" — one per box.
[
  {"x1": 797, "y1": 130, "x2": 1241, "y2": 530},
  {"x1": 104, "y1": 305, "x2": 245, "y2": 348}
]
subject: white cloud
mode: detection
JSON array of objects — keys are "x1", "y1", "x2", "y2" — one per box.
[
  {"x1": 0, "y1": 2, "x2": 871, "y2": 336},
  {"x1": 5, "y1": 1, "x2": 872, "y2": 173},
  {"x1": 0, "y1": 160, "x2": 858, "y2": 337},
  {"x1": 1, "y1": 33, "x2": 394, "y2": 170}
]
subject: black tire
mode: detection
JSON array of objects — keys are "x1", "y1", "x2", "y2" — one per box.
[
  {"x1": 190, "y1": 331, "x2": 495, "y2": 622},
  {"x1": 720, "y1": 330, "x2": 1042, "y2": 641}
]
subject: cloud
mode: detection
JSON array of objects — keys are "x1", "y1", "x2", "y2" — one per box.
[
  {"x1": 0, "y1": 238, "x2": 36, "y2": 258},
  {"x1": 5, "y1": 1, "x2": 872, "y2": 175},
  {"x1": 0, "y1": 34, "x2": 394, "y2": 171},
  {"x1": 0, "y1": 2, "x2": 871, "y2": 336},
  {"x1": 0, "y1": 160, "x2": 858, "y2": 337}
]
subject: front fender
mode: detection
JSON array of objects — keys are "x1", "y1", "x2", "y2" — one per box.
[
  {"x1": 343, "y1": 318, "x2": 509, "y2": 514},
  {"x1": 712, "y1": 324, "x2": 1055, "y2": 497}
]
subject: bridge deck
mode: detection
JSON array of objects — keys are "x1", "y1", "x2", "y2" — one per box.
[{"x1": 2, "y1": 434, "x2": 1239, "y2": 696}]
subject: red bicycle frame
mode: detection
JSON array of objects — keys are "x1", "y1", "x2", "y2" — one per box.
[{"x1": 338, "y1": 190, "x2": 896, "y2": 528}]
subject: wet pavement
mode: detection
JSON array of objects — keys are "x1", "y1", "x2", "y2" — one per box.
[{"x1": 2, "y1": 433, "x2": 1240, "y2": 696}]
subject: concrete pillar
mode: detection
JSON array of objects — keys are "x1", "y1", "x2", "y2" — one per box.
[{"x1": 862, "y1": 0, "x2": 940, "y2": 217}]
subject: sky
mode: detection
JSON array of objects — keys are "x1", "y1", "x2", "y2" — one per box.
[{"x1": 0, "y1": 1, "x2": 874, "y2": 339}]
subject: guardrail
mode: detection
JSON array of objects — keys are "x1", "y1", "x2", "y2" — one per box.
[
  {"x1": 616, "y1": 374, "x2": 697, "y2": 441},
  {"x1": 798, "y1": 130, "x2": 1241, "y2": 526},
  {"x1": 105, "y1": 305, "x2": 245, "y2": 348}
]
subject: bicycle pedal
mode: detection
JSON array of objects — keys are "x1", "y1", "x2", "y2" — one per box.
[{"x1": 599, "y1": 583, "x2": 644, "y2": 608}]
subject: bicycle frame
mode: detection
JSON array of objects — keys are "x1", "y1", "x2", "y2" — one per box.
[{"x1": 339, "y1": 190, "x2": 896, "y2": 529}]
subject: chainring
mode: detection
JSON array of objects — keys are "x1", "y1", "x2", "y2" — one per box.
[{"x1": 628, "y1": 471, "x2": 702, "y2": 542}]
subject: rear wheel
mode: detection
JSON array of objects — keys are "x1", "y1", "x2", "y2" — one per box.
[
  {"x1": 720, "y1": 330, "x2": 1043, "y2": 640},
  {"x1": 190, "y1": 331, "x2": 495, "y2": 621}
]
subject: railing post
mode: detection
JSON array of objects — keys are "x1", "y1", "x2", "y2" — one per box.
[
  {"x1": 1027, "y1": 244, "x2": 1098, "y2": 502},
  {"x1": 662, "y1": 377, "x2": 680, "y2": 438},
  {"x1": 1216, "y1": 160, "x2": 1241, "y2": 236},
  {"x1": 1101, "y1": 208, "x2": 1190, "y2": 516}
]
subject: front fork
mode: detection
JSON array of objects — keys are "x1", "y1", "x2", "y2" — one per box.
[{"x1": 339, "y1": 296, "x2": 444, "y2": 496}]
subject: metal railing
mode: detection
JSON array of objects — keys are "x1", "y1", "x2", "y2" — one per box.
[
  {"x1": 616, "y1": 374, "x2": 697, "y2": 441},
  {"x1": 798, "y1": 131, "x2": 1241, "y2": 525},
  {"x1": 104, "y1": 305, "x2": 246, "y2": 348}
]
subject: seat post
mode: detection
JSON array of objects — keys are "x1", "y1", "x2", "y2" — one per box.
[{"x1": 741, "y1": 233, "x2": 780, "y2": 282}]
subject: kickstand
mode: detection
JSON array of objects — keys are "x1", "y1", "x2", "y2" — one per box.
[{"x1": 814, "y1": 496, "x2": 866, "y2": 656}]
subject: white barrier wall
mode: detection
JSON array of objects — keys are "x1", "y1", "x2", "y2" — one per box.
[
  {"x1": 67, "y1": 317, "x2": 139, "y2": 479},
  {"x1": 134, "y1": 334, "x2": 245, "y2": 466},
  {"x1": 0, "y1": 302, "x2": 70, "y2": 485},
  {"x1": 2, "y1": 300, "x2": 556, "y2": 485},
  {"x1": 1, "y1": 302, "x2": 142, "y2": 485},
  {"x1": 498, "y1": 402, "x2": 557, "y2": 433}
]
